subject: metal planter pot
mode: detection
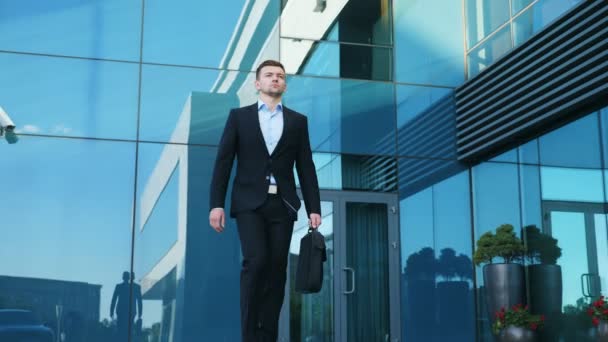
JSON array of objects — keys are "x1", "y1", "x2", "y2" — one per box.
[
  {"x1": 527, "y1": 264, "x2": 562, "y2": 341},
  {"x1": 483, "y1": 263, "x2": 526, "y2": 320},
  {"x1": 496, "y1": 326, "x2": 537, "y2": 342}
]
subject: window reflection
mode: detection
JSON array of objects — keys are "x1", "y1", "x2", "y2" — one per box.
[
  {"x1": 465, "y1": 0, "x2": 510, "y2": 48},
  {"x1": 539, "y1": 113, "x2": 602, "y2": 168},
  {"x1": 280, "y1": 0, "x2": 391, "y2": 45},
  {"x1": 513, "y1": 0, "x2": 584, "y2": 46},
  {"x1": 467, "y1": 24, "x2": 512, "y2": 78},
  {"x1": 601, "y1": 108, "x2": 608, "y2": 169},
  {"x1": 394, "y1": 0, "x2": 465, "y2": 86},
  {"x1": 280, "y1": 39, "x2": 392, "y2": 81},
  {"x1": 0, "y1": 0, "x2": 142, "y2": 60},
  {"x1": 541, "y1": 167, "x2": 604, "y2": 203},
  {"x1": 0, "y1": 136, "x2": 135, "y2": 342},
  {"x1": 1, "y1": 53, "x2": 139, "y2": 140},
  {"x1": 284, "y1": 76, "x2": 395, "y2": 155},
  {"x1": 400, "y1": 171, "x2": 474, "y2": 341},
  {"x1": 143, "y1": 0, "x2": 279, "y2": 70},
  {"x1": 135, "y1": 143, "x2": 242, "y2": 341}
]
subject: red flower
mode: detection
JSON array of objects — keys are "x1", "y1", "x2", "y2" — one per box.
[
  {"x1": 529, "y1": 323, "x2": 538, "y2": 330},
  {"x1": 540, "y1": 315, "x2": 545, "y2": 321},
  {"x1": 588, "y1": 308, "x2": 595, "y2": 316},
  {"x1": 593, "y1": 317, "x2": 600, "y2": 326}
]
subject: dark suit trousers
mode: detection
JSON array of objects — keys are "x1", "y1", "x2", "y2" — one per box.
[{"x1": 236, "y1": 193, "x2": 295, "y2": 342}]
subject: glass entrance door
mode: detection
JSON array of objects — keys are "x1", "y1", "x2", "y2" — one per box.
[
  {"x1": 279, "y1": 190, "x2": 401, "y2": 342},
  {"x1": 542, "y1": 201, "x2": 608, "y2": 340}
]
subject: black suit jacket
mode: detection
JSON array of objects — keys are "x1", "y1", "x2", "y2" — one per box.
[{"x1": 209, "y1": 103, "x2": 321, "y2": 220}]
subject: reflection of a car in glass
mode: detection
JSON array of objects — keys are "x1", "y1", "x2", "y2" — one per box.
[{"x1": 0, "y1": 309, "x2": 54, "y2": 342}]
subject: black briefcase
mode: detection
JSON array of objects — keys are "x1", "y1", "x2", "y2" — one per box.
[{"x1": 295, "y1": 228, "x2": 327, "y2": 293}]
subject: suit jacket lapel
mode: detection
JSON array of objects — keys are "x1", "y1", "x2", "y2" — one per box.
[{"x1": 248, "y1": 103, "x2": 270, "y2": 157}]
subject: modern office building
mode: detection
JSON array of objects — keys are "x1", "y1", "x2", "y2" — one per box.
[{"x1": 0, "y1": 0, "x2": 606, "y2": 341}]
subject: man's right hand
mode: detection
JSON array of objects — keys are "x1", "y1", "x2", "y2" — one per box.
[{"x1": 209, "y1": 208, "x2": 226, "y2": 233}]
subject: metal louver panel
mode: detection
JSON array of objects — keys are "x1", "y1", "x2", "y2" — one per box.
[{"x1": 455, "y1": 0, "x2": 608, "y2": 162}]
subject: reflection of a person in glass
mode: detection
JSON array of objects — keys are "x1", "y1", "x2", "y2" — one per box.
[
  {"x1": 110, "y1": 271, "x2": 143, "y2": 340},
  {"x1": 210, "y1": 60, "x2": 321, "y2": 342}
]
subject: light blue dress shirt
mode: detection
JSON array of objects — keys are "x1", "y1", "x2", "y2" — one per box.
[{"x1": 258, "y1": 100, "x2": 284, "y2": 185}]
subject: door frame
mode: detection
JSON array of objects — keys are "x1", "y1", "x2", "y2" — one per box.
[
  {"x1": 542, "y1": 200, "x2": 608, "y2": 298},
  {"x1": 280, "y1": 189, "x2": 401, "y2": 342}
]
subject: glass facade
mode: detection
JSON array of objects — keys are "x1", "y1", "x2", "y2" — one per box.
[{"x1": 0, "y1": 1, "x2": 603, "y2": 342}]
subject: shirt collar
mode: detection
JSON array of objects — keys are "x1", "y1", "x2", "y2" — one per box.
[{"x1": 258, "y1": 99, "x2": 283, "y2": 112}]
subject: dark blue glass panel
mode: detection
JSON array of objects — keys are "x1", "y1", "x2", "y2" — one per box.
[
  {"x1": 281, "y1": 39, "x2": 392, "y2": 81},
  {"x1": 284, "y1": 76, "x2": 395, "y2": 155},
  {"x1": 539, "y1": 113, "x2": 602, "y2": 169},
  {"x1": 279, "y1": 0, "x2": 392, "y2": 45},
  {"x1": 467, "y1": 24, "x2": 512, "y2": 78},
  {"x1": 1, "y1": 53, "x2": 138, "y2": 140},
  {"x1": 0, "y1": 0, "x2": 142, "y2": 60},
  {"x1": 396, "y1": 86, "x2": 456, "y2": 159},
  {"x1": 465, "y1": 0, "x2": 510, "y2": 48},
  {"x1": 134, "y1": 143, "x2": 241, "y2": 341},
  {"x1": 0, "y1": 136, "x2": 135, "y2": 342},
  {"x1": 143, "y1": 0, "x2": 279, "y2": 70},
  {"x1": 394, "y1": 0, "x2": 465, "y2": 86}
]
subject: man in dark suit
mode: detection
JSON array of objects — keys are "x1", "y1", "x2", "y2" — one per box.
[
  {"x1": 209, "y1": 59, "x2": 321, "y2": 342},
  {"x1": 110, "y1": 272, "x2": 143, "y2": 341}
]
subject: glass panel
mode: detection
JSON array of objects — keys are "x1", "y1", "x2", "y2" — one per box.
[
  {"x1": 346, "y1": 202, "x2": 390, "y2": 341},
  {"x1": 512, "y1": 0, "x2": 535, "y2": 15},
  {"x1": 0, "y1": 0, "x2": 141, "y2": 60},
  {"x1": 400, "y1": 171, "x2": 475, "y2": 341},
  {"x1": 394, "y1": 0, "x2": 465, "y2": 86},
  {"x1": 143, "y1": 0, "x2": 279, "y2": 69},
  {"x1": 489, "y1": 149, "x2": 517, "y2": 162},
  {"x1": 134, "y1": 144, "x2": 242, "y2": 341},
  {"x1": 280, "y1": 39, "x2": 392, "y2": 81},
  {"x1": 139, "y1": 65, "x2": 245, "y2": 145},
  {"x1": 539, "y1": 113, "x2": 602, "y2": 169},
  {"x1": 0, "y1": 136, "x2": 135, "y2": 342},
  {"x1": 541, "y1": 167, "x2": 604, "y2": 203},
  {"x1": 288, "y1": 201, "x2": 334, "y2": 342},
  {"x1": 2, "y1": 53, "x2": 138, "y2": 140},
  {"x1": 295, "y1": 153, "x2": 397, "y2": 192},
  {"x1": 400, "y1": 188, "x2": 434, "y2": 341},
  {"x1": 520, "y1": 165, "x2": 542, "y2": 227},
  {"x1": 465, "y1": 0, "x2": 510, "y2": 48},
  {"x1": 595, "y1": 214, "x2": 608, "y2": 295},
  {"x1": 518, "y1": 139, "x2": 539, "y2": 164},
  {"x1": 433, "y1": 172, "x2": 475, "y2": 341},
  {"x1": 472, "y1": 162, "x2": 520, "y2": 340},
  {"x1": 467, "y1": 24, "x2": 512, "y2": 78},
  {"x1": 396, "y1": 86, "x2": 455, "y2": 159},
  {"x1": 280, "y1": 0, "x2": 392, "y2": 45},
  {"x1": 513, "y1": 0, "x2": 584, "y2": 46},
  {"x1": 284, "y1": 76, "x2": 396, "y2": 155},
  {"x1": 550, "y1": 212, "x2": 589, "y2": 309}
]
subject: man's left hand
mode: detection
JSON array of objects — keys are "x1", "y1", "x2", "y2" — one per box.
[{"x1": 309, "y1": 213, "x2": 322, "y2": 229}]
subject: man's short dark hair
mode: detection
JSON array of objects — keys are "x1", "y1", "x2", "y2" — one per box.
[{"x1": 256, "y1": 60, "x2": 285, "y2": 80}]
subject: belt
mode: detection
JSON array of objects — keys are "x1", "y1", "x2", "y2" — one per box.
[{"x1": 268, "y1": 184, "x2": 278, "y2": 194}]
